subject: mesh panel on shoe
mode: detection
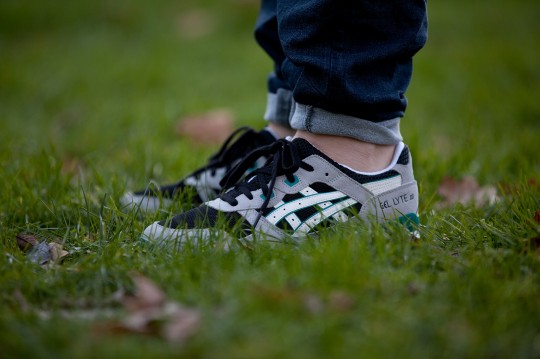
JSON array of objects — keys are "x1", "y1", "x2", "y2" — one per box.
[{"x1": 397, "y1": 146, "x2": 410, "y2": 165}]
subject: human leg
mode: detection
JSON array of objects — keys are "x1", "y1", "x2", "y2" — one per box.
[
  {"x1": 255, "y1": 0, "x2": 295, "y2": 138},
  {"x1": 279, "y1": 0, "x2": 427, "y2": 172},
  {"x1": 142, "y1": 1, "x2": 427, "y2": 244}
]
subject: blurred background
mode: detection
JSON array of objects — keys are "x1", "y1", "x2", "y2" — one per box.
[{"x1": 1, "y1": 0, "x2": 539, "y2": 197}]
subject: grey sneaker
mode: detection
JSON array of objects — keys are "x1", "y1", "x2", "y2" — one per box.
[
  {"x1": 120, "y1": 127, "x2": 276, "y2": 213},
  {"x1": 142, "y1": 138, "x2": 419, "y2": 246}
]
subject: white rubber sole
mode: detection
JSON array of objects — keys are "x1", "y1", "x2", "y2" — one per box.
[{"x1": 120, "y1": 192, "x2": 173, "y2": 214}]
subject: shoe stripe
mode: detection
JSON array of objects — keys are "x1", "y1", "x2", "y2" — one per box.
[
  {"x1": 265, "y1": 190, "x2": 348, "y2": 225},
  {"x1": 300, "y1": 187, "x2": 317, "y2": 196},
  {"x1": 283, "y1": 212, "x2": 302, "y2": 230},
  {"x1": 294, "y1": 197, "x2": 358, "y2": 234}
]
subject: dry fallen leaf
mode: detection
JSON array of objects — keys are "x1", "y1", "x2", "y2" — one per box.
[
  {"x1": 124, "y1": 273, "x2": 166, "y2": 312},
  {"x1": 406, "y1": 282, "x2": 426, "y2": 296},
  {"x1": 529, "y1": 235, "x2": 540, "y2": 248},
  {"x1": 527, "y1": 235, "x2": 540, "y2": 261},
  {"x1": 27, "y1": 242, "x2": 53, "y2": 266},
  {"x1": 61, "y1": 156, "x2": 84, "y2": 178},
  {"x1": 17, "y1": 233, "x2": 69, "y2": 267},
  {"x1": 48, "y1": 242, "x2": 69, "y2": 263},
  {"x1": 162, "y1": 303, "x2": 201, "y2": 343},
  {"x1": 96, "y1": 273, "x2": 201, "y2": 343},
  {"x1": 302, "y1": 293, "x2": 324, "y2": 314},
  {"x1": 175, "y1": 109, "x2": 234, "y2": 144},
  {"x1": 534, "y1": 210, "x2": 540, "y2": 225},
  {"x1": 437, "y1": 176, "x2": 498, "y2": 208},
  {"x1": 252, "y1": 284, "x2": 356, "y2": 314},
  {"x1": 328, "y1": 291, "x2": 355, "y2": 312},
  {"x1": 16, "y1": 233, "x2": 39, "y2": 251},
  {"x1": 176, "y1": 9, "x2": 215, "y2": 40}
]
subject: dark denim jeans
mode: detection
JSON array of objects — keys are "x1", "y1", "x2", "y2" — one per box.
[{"x1": 255, "y1": 0, "x2": 428, "y2": 144}]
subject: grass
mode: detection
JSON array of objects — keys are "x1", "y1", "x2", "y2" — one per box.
[{"x1": 1, "y1": 0, "x2": 540, "y2": 358}]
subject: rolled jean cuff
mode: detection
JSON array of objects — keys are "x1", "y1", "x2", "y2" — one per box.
[
  {"x1": 263, "y1": 88, "x2": 293, "y2": 128},
  {"x1": 290, "y1": 103, "x2": 402, "y2": 145}
]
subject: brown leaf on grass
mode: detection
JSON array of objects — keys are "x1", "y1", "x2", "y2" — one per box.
[
  {"x1": 48, "y1": 242, "x2": 69, "y2": 263},
  {"x1": 16, "y1": 233, "x2": 38, "y2": 251},
  {"x1": 175, "y1": 109, "x2": 234, "y2": 145},
  {"x1": 406, "y1": 281, "x2": 426, "y2": 296},
  {"x1": 123, "y1": 273, "x2": 166, "y2": 312},
  {"x1": 529, "y1": 235, "x2": 540, "y2": 248},
  {"x1": 302, "y1": 293, "x2": 325, "y2": 314},
  {"x1": 96, "y1": 274, "x2": 201, "y2": 343},
  {"x1": 527, "y1": 235, "x2": 540, "y2": 261},
  {"x1": 328, "y1": 291, "x2": 355, "y2": 312},
  {"x1": 534, "y1": 210, "x2": 540, "y2": 225},
  {"x1": 162, "y1": 303, "x2": 201, "y2": 343},
  {"x1": 16, "y1": 233, "x2": 69, "y2": 267},
  {"x1": 437, "y1": 176, "x2": 498, "y2": 208},
  {"x1": 61, "y1": 156, "x2": 84, "y2": 178},
  {"x1": 252, "y1": 284, "x2": 355, "y2": 314},
  {"x1": 250, "y1": 284, "x2": 299, "y2": 303},
  {"x1": 27, "y1": 242, "x2": 52, "y2": 265},
  {"x1": 176, "y1": 9, "x2": 215, "y2": 40}
]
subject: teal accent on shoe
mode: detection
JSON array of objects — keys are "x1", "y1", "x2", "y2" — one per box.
[
  {"x1": 398, "y1": 212, "x2": 420, "y2": 232},
  {"x1": 284, "y1": 175, "x2": 299, "y2": 187},
  {"x1": 139, "y1": 233, "x2": 151, "y2": 243},
  {"x1": 260, "y1": 191, "x2": 275, "y2": 200}
]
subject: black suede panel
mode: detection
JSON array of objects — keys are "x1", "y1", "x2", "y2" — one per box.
[
  {"x1": 282, "y1": 192, "x2": 304, "y2": 202},
  {"x1": 165, "y1": 205, "x2": 245, "y2": 230},
  {"x1": 309, "y1": 182, "x2": 335, "y2": 193},
  {"x1": 295, "y1": 206, "x2": 319, "y2": 222}
]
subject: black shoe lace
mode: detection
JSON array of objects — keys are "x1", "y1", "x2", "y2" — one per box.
[
  {"x1": 219, "y1": 139, "x2": 314, "y2": 226},
  {"x1": 188, "y1": 126, "x2": 259, "y2": 178}
]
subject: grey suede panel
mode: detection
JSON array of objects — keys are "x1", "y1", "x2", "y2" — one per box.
[
  {"x1": 268, "y1": 155, "x2": 373, "y2": 203},
  {"x1": 290, "y1": 103, "x2": 402, "y2": 145},
  {"x1": 392, "y1": 163, "x2": 414, "y2": 184}
]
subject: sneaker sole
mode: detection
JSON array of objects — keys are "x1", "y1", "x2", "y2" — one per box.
[{"x1": 120, "y1": 192, "x2": 173, "y2": 213}]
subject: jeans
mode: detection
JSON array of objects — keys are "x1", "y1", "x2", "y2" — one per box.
[{"x1": 255, "y1": 0, "x2": 428, "y2": 145}]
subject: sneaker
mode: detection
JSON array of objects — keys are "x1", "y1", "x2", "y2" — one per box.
[
  {"x1": 142, "y1": 137, "x2": 420, "y2": 246},
  {"x1": 120, "y1": 127, "x2": 277, "y2": 213}
]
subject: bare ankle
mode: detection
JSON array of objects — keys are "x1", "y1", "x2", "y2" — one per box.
[
  {"x1": 293, "y1": 130, "x2": 396, "y2": 172},
  {"x1": 267, "y1": 122, "x2": 295, "y2": 139}
]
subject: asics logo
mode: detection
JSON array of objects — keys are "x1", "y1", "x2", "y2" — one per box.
[{"x1": 265, "y1": 187, "x2": 360, "y2": 234}]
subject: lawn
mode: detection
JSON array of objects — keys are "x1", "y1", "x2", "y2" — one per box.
[{"x1": 1, "y1": 0, "x2": 539, "y2": 358}]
